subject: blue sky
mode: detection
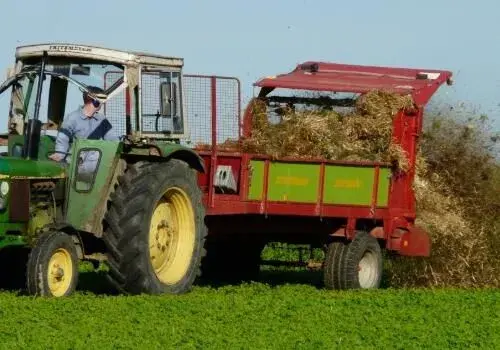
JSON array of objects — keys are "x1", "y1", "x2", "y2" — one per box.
[{"x1": 1, "y1": 0, "x2": 499, "y2": 133}]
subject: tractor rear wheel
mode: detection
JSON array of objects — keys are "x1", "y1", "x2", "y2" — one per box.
[
  {"x1": 104, "y1": 160, "x2": 207, "y2": 295},
  {"x1": 26, "y1": 231, "x2": 79, "y2": 297},
  {"x1": 323, "y1": 231, "x2": 383, "y2": 290}
]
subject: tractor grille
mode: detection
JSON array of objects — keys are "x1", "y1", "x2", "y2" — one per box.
[{"x1": 9, "y1": 179, "x2": 30, "y2": 222}]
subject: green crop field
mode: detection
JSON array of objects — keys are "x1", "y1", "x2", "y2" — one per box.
[{"x1": 0, "y1": 262, "x2": 498, "y2": 350}]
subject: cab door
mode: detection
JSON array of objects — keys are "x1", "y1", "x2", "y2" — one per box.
[{"x1": 64, "y1": 138, "x2": 122, "y2": 233}]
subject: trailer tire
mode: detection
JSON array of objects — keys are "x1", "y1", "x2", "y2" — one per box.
[
  {"x1": 104, "y1": 160, "x2": 207, "y2": 295},
  {"x1": 26, "y1": 231, "x2": 79, "y2": 297},
  {"x1": 323, "y1": 240, "x2": 348, "y2": 290},
  {"x1": 343, "y1": 231, "x2": 383, "y2": 289}
]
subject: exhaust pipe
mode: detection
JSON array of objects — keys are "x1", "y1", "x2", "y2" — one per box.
[{"x1": 23, "y1": 51, "x2": 47, "y2": 160}]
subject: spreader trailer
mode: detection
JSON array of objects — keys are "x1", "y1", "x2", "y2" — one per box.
[{"x1": 194, "y1": 61, "x2": 453, "y2": 288}]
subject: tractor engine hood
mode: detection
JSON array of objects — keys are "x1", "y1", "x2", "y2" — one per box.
[{"x1": 0, "y1": 157, "x2": 66, "y2": 179}]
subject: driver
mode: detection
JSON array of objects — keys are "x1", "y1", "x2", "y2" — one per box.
[{"x1": 49, "y1": 86, "x2": 119, "y2": 179}]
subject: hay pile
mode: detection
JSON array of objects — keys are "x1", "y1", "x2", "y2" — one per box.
[
  {"x1": 239, "y1": 91, "x2": 414, "y2": 171},
  {"x1": 387, "y1": 172, "x2": 498, "y2": 287},
  {"x1": 387, "y1": 113, "x2": 500, "y2": 288}
]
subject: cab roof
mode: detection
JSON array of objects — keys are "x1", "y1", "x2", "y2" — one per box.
[
  {"x1": 255, "y1": 61, "x2": 453, "y2": 106},
  {"x1": 15, "y1": 43, "x2": 184, "y2": 68}
]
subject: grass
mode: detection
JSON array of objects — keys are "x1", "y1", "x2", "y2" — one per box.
[
  {"x1": 1, "y1": 99, "x2": 499, "y2": 348},
  {"x1": 0, "y1": 264, "x2": 499, "y2": 349}
]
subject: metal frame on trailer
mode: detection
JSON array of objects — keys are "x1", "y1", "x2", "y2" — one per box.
[{"x1": 184, "y1": 74, "x2": 242, "y2": 208}]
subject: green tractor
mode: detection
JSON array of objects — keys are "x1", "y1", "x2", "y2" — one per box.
[{"x1": 0, "y1": 43, "x2": 207, "y2": 297}]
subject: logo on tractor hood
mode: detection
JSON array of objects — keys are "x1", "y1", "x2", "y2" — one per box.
[{"x1": 49, "y1": 45, "x2": 92, "y2": 53}]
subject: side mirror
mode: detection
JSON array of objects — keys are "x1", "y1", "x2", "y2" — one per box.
[
  {"x1": 160, "y1": 82, "x2": 177, "y2": 117},
  {"x1": 71, "y1": 65, "x2": 91, "y2": 76}
]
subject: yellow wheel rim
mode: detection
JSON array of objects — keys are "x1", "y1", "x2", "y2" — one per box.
[
  {"x1": 149, "y1": 187, "x2": 196, "y2": 285},
  {"x1": 47, "y1": 248, "x2": 73, "y2": 297}
]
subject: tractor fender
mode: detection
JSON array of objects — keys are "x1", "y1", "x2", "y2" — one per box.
[
  {"x1": 37, "y1": 223, "x2": 85, "y2": 259},
  {"x1": 126, "y1": 144, "x2": 206, "y2": 173},
  {"x1": 163, "y1": 149, "x2": 206, "y2": 174},
  {"x1": 155, "y1": 145, "x2": 206, "y2": 174}
]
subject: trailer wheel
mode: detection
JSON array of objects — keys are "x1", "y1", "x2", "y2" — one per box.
[
  {"x1": 26, "y1": 231, "x2": 79, "y2": 297},
  {"x1": 104, "y1": 160, "x2": 207, "y2": 295},
  {"x1": 324, "y1": 232, "x2": 383, "y2": 290},
  {"x1": 344, "y1": 231, "x2": 383, "y2": 289},
  {"x1": 323, "y1": 240, "x2": 348, "y2": 290}
]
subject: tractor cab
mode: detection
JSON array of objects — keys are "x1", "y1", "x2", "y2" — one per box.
[
  {"x1": 2, "y1": 44, "x2": 187, "y2": 156},
  {"x1": 2, "y1": 51, "x2": 125, "y2": 158}
]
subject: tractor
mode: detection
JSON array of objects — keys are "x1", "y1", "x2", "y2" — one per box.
[{"x1": 0, "y1": 43, "x2": 207, "y2": 297}]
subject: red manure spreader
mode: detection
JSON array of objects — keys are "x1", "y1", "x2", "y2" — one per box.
[{"x1": 191, "y1": 62, "x2": 452, "y2": 289}]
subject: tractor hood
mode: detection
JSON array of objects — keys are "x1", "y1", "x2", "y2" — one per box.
[{"x1": 0, "y1": 157, "x2": 66, "y2": 179}]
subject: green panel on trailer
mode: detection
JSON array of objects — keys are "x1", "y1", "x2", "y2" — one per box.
[
  {"x1": 377, "y1": 168, "x2": 391, "y2": 207},
  {"x1": 248, "y1": 160, "x2": 264, "y2": 200},
  {"x1": 323, "y1": 166, "x2": 374, "y2": 206},
  {"x1": 267, "y1": 163, "x2": 319, "y2": 203}
]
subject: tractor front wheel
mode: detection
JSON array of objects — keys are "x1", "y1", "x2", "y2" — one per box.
[
  {"x1": 26, "y1": 231, "x2": 79, "y2": 297},
  {"x1": 104, "y1": 160, "x2": 207, "y2": 295}
]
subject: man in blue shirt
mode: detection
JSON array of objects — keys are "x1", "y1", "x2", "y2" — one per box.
[{"x1": 49, "y1": 86, "x2": 120, "y2": 180}]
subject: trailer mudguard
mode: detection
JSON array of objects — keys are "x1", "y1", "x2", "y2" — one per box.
[{"x1": 399, "y1": 226, "x2": 431, "y2": 257}]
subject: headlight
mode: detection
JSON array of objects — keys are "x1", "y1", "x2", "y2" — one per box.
[{"x1": 0, "y1": 181, "x2": 9, "y2": 197}]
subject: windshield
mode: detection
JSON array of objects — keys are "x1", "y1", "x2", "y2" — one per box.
[
  {"x1": 1, "y1": 59, "x2": 126, "y2": 135},
  {"x1": 1, "y1": 60, "x2": 125, "y2": 96},
  {"x1": 49, "y1": 62, "x2": 124, "y2": 90}
]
